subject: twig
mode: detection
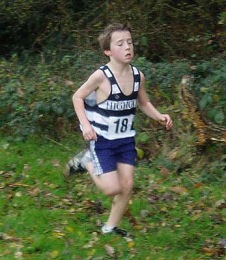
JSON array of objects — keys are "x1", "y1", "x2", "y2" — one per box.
[{"x1": 44, "y1": 136, "x2": 73, "y2": 151}]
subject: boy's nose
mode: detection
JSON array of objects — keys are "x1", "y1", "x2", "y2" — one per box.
[{"x1": 125, "y1": 42, "x2": 130, "y2": 49}]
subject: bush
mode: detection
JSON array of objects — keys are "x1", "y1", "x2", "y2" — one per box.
[
  {"x1": 0, "y1": 0, "x2": 225, "y2": 61},
  {"x1": 192, "y1": 59, "x2": 226, "y2": 125},
  {"x1": 0, "y1": 54, "x2": 225, "y2": 139},
  {"x1": 0, "y1": 55, "x2": 75, "y2": 139}
]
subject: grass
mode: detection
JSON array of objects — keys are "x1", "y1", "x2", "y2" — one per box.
[{"x1": 0, "y1": 136, "x2": 225, "y2": 259}]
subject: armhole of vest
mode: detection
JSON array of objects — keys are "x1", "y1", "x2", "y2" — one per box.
[
  {"x1": 99, "y1": 65, "x2": 110, "y2": 79},
  {"x1": 138, "y1": 69, "x2": 141, "y2": 85},
  {"x1": 98, "y1": 65, "x2": 114, "y2": 98},
  {"x1": 132, "y1": 65, "x2": 141, "y2": 90},
  {"x1": 99, "y1": 65, "x2": 115, "y2": 95}
]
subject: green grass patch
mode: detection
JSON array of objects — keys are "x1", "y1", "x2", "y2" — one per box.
[{"x1": 0, "y1": 136, "x2": 225, "y2": 259}]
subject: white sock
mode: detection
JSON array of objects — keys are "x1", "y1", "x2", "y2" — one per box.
[{"x1": 101, "y1": 225, "x2": 114, "y2": 233}]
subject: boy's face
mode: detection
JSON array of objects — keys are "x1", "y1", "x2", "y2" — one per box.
[{"x1": 104, "y1": 30, "x2": 134, "y2": 63}]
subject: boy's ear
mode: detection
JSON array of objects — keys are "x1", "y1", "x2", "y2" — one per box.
[{"x1": 104, "y1": 50, "x2": 111, "y2": 56}]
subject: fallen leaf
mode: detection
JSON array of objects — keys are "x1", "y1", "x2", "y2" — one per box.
[
  {"x1": 0, "y1": 249, "x2": 11, "y2": 257},
  {"x1": 45, "y1": 183, "x2": 59, "y2": 189},
  {"x1": 52, "y1": 230, "x2": 65, "y2": 238},
  {"x1": 168, "y1": 148, "x2": 179, "y2": 160},
  {"x1": 65, "y1": 80, "x2": 74, "y2": 86},
  {"x1": 83, "y1": 232, "x2": 99, "y2": 249},
  {"x1": 17, "y1": 87, "x2": 25, "y2": 97},
  {"x1": 194, "y1": 182, "x2": 204, "y2": 188},
  {"x1": 104, "y1": 244, "x2": 115, "y2": 257},
  {"x1": 2, "y1": 143, "x2": 10, "y2": 149},
  {"x1": 218, "y1": 238, "x2": 226, "y2": 248},
  {"x1": 0, "y1": 233, "x2": 20, "y2": 242},
  {"x1": 215, "y1": 199, "x2": 225, "y2": 209},
  {"x1": 14, "y1": 251, "x2": 23, "y2": 259},
  {"x1": 65, "y1": 226, "x2": 74, "y2": 233},
  {"x1": 140, "y1": 209, "x2": 149, "y2": 218},
  {"x1": 0, "y1": 183, "x2": 5, "y2": 189},
  {"x1": 127, "y1": 241, "x2": 135, "y2": 248},
  {"x1": 49, "y1": 250, "x2": 59, "y2": 258},
  {"x1": 23, "y1": 164, "x2": 31, "y2": 172},
  {"x1": 136, "y1": 147, "x2": 144, "y2": 159},
  {"x1": 28, "y1": 187, "x2": 40, "y2": 196},
  {"x1": 15, "y1": 192, "x2": 22, "y2": 197},
  {"x1": 37, "y1": 158, "x2": 44, "y2": 165},
  {"x1": 170, "y1": 186, "x2": 188, "y2": 194},
  {"x1": 159, "y1": 166, "x2": 171, "y2": 177},
  {"x1": 202, "y1": 247, "x2": 218, "y2": 256},
  {"x1": 8, "y1": 183, "x2": 30, "y2": 188},
  {"x1": 51, "y1": 159, "x2": 60, "y2": 167}
]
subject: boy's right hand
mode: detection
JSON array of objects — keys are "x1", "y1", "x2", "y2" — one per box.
[
  {"x1": 82, "y1": 124, "x2": 97, "y2": 141},
  {"x1": 159, "y1": 114, "x2": 173, "y2": 130}
]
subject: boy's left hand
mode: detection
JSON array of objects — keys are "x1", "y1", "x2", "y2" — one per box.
[{"x1": 159, "y1": 114, "x2": 173, "y2": 130}]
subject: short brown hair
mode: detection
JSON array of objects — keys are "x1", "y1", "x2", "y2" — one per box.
[{"x1": 98, "y1": 23, "x2": 132, "y2": 52}]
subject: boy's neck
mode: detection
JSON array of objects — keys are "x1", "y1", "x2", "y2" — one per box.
[{"x1": 107, "y1": 60, "x2": 131, "y2": 74}]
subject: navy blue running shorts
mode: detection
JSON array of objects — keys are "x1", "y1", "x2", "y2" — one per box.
[{"x1": 89, "y1": 135, "x2": 137, "y2": 175}]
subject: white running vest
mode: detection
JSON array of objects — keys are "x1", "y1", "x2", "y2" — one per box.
[{"x1": 84, "y1": 65, "x2": 141, "y2": 140}]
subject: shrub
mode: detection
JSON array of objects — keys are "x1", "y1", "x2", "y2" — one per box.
[{"x1": 0, "y1": 55, "x2": 225, "y2": 140}]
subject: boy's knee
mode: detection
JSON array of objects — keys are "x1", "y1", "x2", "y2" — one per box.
[
  {"x1": 103, "y1": 187, "x2": 121, "y2": 197},
  {"x1": 123, "y1": 179, "x2": 134, "y2": 194},
  {"x1": 102, "y1": 183, "x2": 133, "y2": 197}
]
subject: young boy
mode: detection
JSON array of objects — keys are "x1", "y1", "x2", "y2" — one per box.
[{"x1": 66, "y1": 23, "x2": 173, "y2": 236}]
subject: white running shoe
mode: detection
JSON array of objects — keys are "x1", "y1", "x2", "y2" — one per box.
[{"x1": 63, "y1": 149, "x2": 91, "y2": 178}]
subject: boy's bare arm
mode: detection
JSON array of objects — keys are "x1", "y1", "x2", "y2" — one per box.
[
  {"x1": 72, "y1": 70, "x2": 104, "y2": 141},
  {"x1": 138, "y1": 73, "x2": 173, "y2": 130}
]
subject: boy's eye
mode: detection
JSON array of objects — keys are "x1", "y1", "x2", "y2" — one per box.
[{"x1": 116, "y1": 40, "x2": 133, "y2": 46}]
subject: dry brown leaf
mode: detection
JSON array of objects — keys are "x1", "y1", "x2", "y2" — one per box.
[
  {"x1": 49, "y1": 250, "x2": 59, "y2": 258},
  {"x1": 215, "y1": 199, "x2": 225, "y2": 209},
  {"x1": 170, "y1": 186, "x2": 188, "y2": 194},
  {"x1": 104, "y1": 244, "x2": 115, "y2": 257},
  {"x1": 14, "y1": 251, "x2": 23, "y2": 259},
  {"x1": 28, "y1": 187, "x2": 40, "y2": 196},
  {"x1": 159, "y1": 166, "x2": 171, "y2": 177},
  {"x1": 23, "y1": 164, "x2": 31, "y2": 172},
  {"x1": 0, "y1": 249, "x2": 11, "y2": 257},
  {"x1": 51, "y1": 159, "x2": 60, "y2": 167},
  {"x1": 202, "y1": 247, "x2": 218, "y2": 256},
  {"x1": 65, "y1": 80, "x2": 74, "y2": 86},
  {"x1": 8, "y1": 183, "x2": 30, "y2": 188},
  {"x1": 194, "y1": 182, "x2": 204, "y2": 188},
  {"x1": 168, "y1": 148, "x2": 180, "y2": 160},
  {"x1": 17, "y1": 87, "x2": 25, "y2": 97}
]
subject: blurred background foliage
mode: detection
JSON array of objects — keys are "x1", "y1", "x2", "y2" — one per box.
[
  {"x1": 0, "y1": 0, "x2": 225, "y2": 167},
  {"x1": 0, "y1": 5, "x2": 225, "y2": 251},
  {"x1": 0, "y1": 0, "x2": 225, "y2": 61}
]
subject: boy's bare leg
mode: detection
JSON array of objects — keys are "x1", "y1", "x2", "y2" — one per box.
[
  {"x1": 85, "y1": 162, "x2": 121, "y2": 196},
  {"x1": 105, "y1": 164, "x2": 134, "y2": 227},
  {"x1": 85, "y1": 162, "x2": 134, "y2": 228}
]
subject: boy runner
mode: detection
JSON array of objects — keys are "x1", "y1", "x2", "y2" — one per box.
[{"x1": 64, "y1": 23, "x2": 173, "y2": 236}]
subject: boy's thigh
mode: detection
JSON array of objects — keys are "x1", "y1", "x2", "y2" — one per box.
[
  {"x1": 117, "y1": 163, "x2": 134, "y2": 189},
  {"x1": 98, "y1": 170, "x2": 119, "y2": 184},
  {"x1": 97, "y1": 170, "x2": 122, "y2": 194}
]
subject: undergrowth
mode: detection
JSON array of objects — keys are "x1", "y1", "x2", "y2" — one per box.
[
  {"x1": 0, "y1": 136, "x2": 225, "y2": 259},
  {"x1": 0, "y1": 54, "x2": 225, "y2": 139},
  {"x1": 0, "y1": 51, "x2": 225, "y2": 259}
]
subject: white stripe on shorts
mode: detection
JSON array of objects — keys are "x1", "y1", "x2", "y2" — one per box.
[{"x1": 90, "y1": 140, "x2": 104, "y2": 175}]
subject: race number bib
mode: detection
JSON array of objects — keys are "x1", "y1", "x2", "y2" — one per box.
[{"x1": 108, "y1": 115, "x2": 135, "y2": 138}]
